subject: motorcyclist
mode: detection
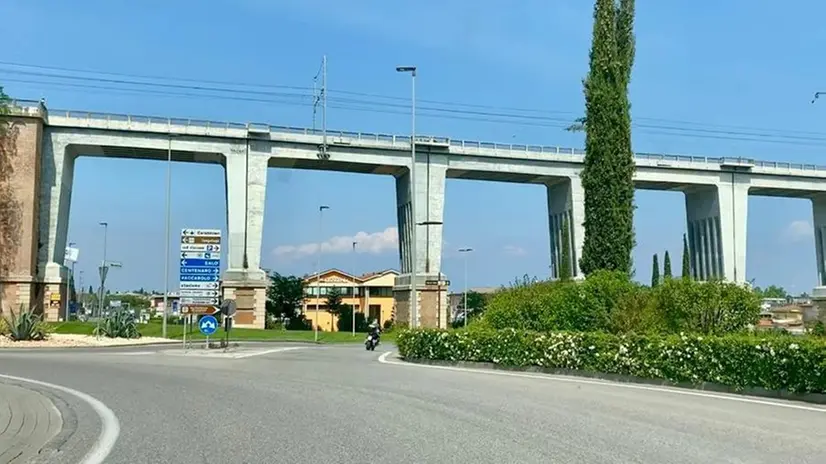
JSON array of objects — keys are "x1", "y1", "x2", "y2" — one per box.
[{"x1": 368, "y1": 320, "x2": 381, "y2": 345}]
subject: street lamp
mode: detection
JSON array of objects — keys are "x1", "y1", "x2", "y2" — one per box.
[
  {"x1": 352, "y1": 241, "x2": 358, "y2": 336},
  {"x1": 162, "y1": 134, "x2": 174, "y2": 339},
  {"x1": 812, "y1": 92, "x2": 826, "y2": 104},
  {"x1": 315, "y1": 205, "x2": 330, "y2": 342},
  {"x1": 97, "y1": 222, "x2": 108, "y2": 319},
  {"x1": 396, "y1": 65, "x2": 418, "y2": 328},
  {"x1": 458, "y1": 248, "x2": 473, "y2": 328},
  {"x1": 64, "y1": 241, "x2": 76, "y2": 321}
]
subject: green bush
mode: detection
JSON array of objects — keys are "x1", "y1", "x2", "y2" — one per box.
[
  {"x1": 94, "y1": 311, "x2": 140, "y2": 338},
  {"x1": 479, "y1": 271, "x2": 760, "y2": 336},
  {"x1": 0, "y1": 316, "x2": 8, "y2": 336},
  {"x1": 811, "y1": 321, "x2": 826, "y2": 337},
  {"x1": 654, "y1": 278, "x2": 760, "y2": 335},
  {"x1": 397, "y1": 328, "x2": 826, "y2": 394},
  {"x1": 3, "y1": 308, "x2": 50, "y2": 341},
  {"x1": 383, "y1": 319, "x2": 394, "y2": 331},
  {"x1": 286, "y1": 315, "x2": 313, "y2": 331},
  {"x1": 336, "y1": 307, "x2": 369, "y2": 333},
  {"x1": 481, "y1": 270, "x2": 643, "y2": 333}
]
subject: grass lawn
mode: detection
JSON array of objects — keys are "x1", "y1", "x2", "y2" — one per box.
[{"x1": 48, "y1": 321, "x2": 395, "y2": 344}]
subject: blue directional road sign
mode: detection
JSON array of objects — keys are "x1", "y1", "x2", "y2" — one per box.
[
  {"x1": 180, "y1": 274, "x2": 220, "y2": 282},
  {"x1": 180, "y1": 259, "x2": 220, "y2": 267},
  {"x1": 179, "y1": 267, "x2": 220, "y2": 275},
  {"x1": 199, "y1": 315, "x2": 218, "y2": 336},
  {"x1": 179, "y1": 228, "x2": 222, "y2": 304}
]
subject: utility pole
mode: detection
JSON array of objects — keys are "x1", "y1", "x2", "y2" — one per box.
[
  {"x1": 322, "y1": 55, "x2": 328, "y2": 159},
  {"x1": 352, "y1": 241, "x2": 357, "y2": 336}
]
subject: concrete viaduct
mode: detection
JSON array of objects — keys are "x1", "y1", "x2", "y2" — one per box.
[{"x1": 2, "y1": 99, "x2": 826, "y2": 329}]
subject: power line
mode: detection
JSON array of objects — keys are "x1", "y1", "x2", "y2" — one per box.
[
  {"x1": 5, "y1": 71, "x2": 826, "y2": 148},
  {"x1": 3, "y1": 59, "x2": 822, "y2": 139}
]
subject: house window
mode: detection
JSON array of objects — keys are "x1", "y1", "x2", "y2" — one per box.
[
  {"x1": 368, "y1": 305, "x2": 381, "y2": 322},
  {"x1": 368, "y1": 287, "x2": 393, "y2": 298}
]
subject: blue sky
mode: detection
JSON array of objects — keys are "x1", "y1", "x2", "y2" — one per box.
[{"x1": 2, "y1": 0, "x2": 826, "y2": 295}]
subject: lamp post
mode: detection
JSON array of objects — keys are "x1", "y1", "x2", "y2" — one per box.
[
  {"x1": 97, "y1": 222, "x2": 108, "y2": 319},
  {"x1": 314, "y1": 205, "x2": 330, "y2": 342},
  {"x1": 396, "y1": 65, "x2": 418, "y2": 328},
  {"x1": 352, "y1": 241, "x2": 357, "y2": 336},
  {"x1": 78, "y1": 270, "x2": 84, "y2": 314},
  {"x1": 64, "y1": 241, "x2": 76, "y2": 321},
  {"x1": 162, "y1": 134, "x2": 173, "y2": 339},
  {"x1": 459, "y1": 248, "x2": 473, "y2": 328}
]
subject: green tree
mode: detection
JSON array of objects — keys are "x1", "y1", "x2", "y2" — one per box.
[
  {"x1": 651, "y1": 254, "x2": 660, "y2": 288},
  {"x1": 559, "y1": 216, "x2": 573, "y2": 281},
  {"x1": 578, "y1": 0, "x2": 637, "y2": 276},
  {"x1": 325, "y1": 287, "x2": 344, "y2": 316},
  {"x1": 681, "y1": 233, "x2": 691, "y2": 280},
  {"x1": 453, "y1": 290, "x2": 491, "y2": 328},
  {"x1": 336, "y1": 305, "x2": 369, "y2": 333},
  {"x1": 0, "y1": 86, "x2": 21, "y2": 314},
  {"x1": 663, "y1": 251, "x2": 672, "y2": 279},
  {"x1": 265, "y1": 273, "x2": 305, "y2": 318},
  {"x1": 752, "y1": 285, "x2": 788, "y2": 299},
  {"x1": 115, "y1": 294, "x2": 150, "y2": 310}
]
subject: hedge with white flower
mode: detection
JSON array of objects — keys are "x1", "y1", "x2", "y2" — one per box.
[{"x1": 396, "y1": 329, "x2": 826, "y2": 394}]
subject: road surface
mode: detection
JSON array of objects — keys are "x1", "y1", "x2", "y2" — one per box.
[{"x1": 1, "y1": 343, "x2": 825, "y2": 463}]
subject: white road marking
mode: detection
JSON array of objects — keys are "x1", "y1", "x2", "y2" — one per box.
[
  {"x1": 377, "y1": 351, "x2": 826, "y2": 414},
  {"x1": 233, "y1": 346, "x2": 304, "y2": 359},
  {"x1": 102, "y1": 351, "x2": 154, "y2": 356},
  {"x1": 0, "y1": 373, "x2": 120, "y2": 464}
]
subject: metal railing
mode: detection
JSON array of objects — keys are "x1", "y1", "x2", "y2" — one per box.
[{"x1": 8, "y1": 99, "x2": 826, "y2": 175}]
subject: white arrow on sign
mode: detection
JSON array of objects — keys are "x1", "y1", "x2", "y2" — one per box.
[{"x1": 180, "y1": 252, "x2": 214, "y2": 259}]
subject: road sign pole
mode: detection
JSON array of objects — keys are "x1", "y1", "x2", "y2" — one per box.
[{"x1": 182, "y1": 314, "x2": 187, "y2": 351}]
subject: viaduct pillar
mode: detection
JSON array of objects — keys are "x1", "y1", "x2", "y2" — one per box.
[
  {"x1": 393, "y1": 152, "x2": 449, "y2": 329},
  {"x1": 546, "y1": 176, "x2": 585, "y2": 280},
  {"x1": 222, "y1": 142, "x2": 269, "y2": 329}
]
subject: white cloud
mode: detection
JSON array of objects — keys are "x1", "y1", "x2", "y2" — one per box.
[
  {"x1": 503, "y1": 245, "x2": 527, "y2": 257},
  {"x1": 273, "y1": 227, "x2": 398, "y2": 260},
  {"x1": 782, "y1": 220, "x2": 813, "y2": 243}
]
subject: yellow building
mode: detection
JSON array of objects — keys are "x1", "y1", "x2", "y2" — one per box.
[{"x1": 302, "y1": 269, "x2": 398, "y2": 332}]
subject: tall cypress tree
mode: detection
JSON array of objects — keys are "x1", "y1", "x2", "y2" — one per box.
[
  {"x1": 559, "y1": 216, "x2": 573, "y2": 281},
  {"x1": 651, "y1": 254, "x2": 660, "y2": 288},
  {"x1": 579, "y1": 0, "x2": 637, "y2": 276},
  {"x1": 663, "y1": 250, "x2": 672, "y2": 279},
  {"x1": 681, "y1": 233, "x2": 691, "y2": 280}
]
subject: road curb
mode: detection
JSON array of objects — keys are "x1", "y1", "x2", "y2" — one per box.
[
  {"x1": 399, "y1": 356, "x2": 826, "y2": 406},
  {"x1": 0, "y1": 381, "x2": 63, "y2": 463}
]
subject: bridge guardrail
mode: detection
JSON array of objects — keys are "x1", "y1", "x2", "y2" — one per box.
[{"x1": 7, "y1": 100, "x2": 826, "y2": 176}]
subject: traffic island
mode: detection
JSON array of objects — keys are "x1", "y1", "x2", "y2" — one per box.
[{"x1": 0, "y1": 382, "x2": 63, "y2": 463}]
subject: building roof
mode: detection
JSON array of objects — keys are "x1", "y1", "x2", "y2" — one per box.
[{"x1": 303, "y1": 268, "x2": 399, "y2": 284}]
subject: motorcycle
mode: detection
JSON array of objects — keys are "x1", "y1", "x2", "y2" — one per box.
[{"x1": 365, "y1": 333, "x2": 379, "y2": 351}]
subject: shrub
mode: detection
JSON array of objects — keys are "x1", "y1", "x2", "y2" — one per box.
[
  {"x1": 94, "y1": 311, "x2": 140, "y2": 338},
  {"x1": 0, "y1": 316, "x2": 8, "y2": 336},
  {"x1": 383, "y1": 319, "x2": 394, "y2": 331},
  {"x1": 265, "y1": 318, "x2": 283, "y2": 330},
  {"x1": 285, "y1": 315, "x2": 313, "y2": 331},
  {"x1": 810, "y1": 321, "x2": 825, "y2": 337},
  {"x1": 4, "y1": 308, "x2": 49, "y2": 341},
  {"x1": 654, "y1": 278, "x2": 760, "y2": 335},
  {"x1": 480, "y1": 270, "x2": 642, "y2": 333},
  {"x1": 397, "y1": 328, "x2": 826, "y2": 394},
  {"x1": 336, "y1": 307, "x2": 369, "y2": 332}
]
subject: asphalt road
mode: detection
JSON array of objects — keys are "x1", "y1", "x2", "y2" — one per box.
[{"x1": 2, "y1": 342, "x2": 826, "y2": 463}]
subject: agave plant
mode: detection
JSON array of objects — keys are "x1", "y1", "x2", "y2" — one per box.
[
  {"x1": 94, "y1": 310, "x2": 140, "y2": 339},
  {"x1": 5, "y1": 307, "x2": 49, "y2": 341}
]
